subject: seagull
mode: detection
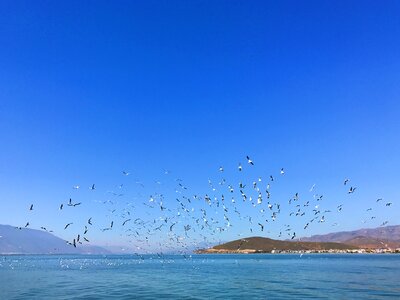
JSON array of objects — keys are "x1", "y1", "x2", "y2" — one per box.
[
  {"x1": 90, "y1": 184, "x2": 95, "y2": 190},
  {"x1": 59, "y1": 204, "x2": 63, "y2": 210},
  {"x1": 122, "y1": 171, "x2": 130, "y2": 176},
  {"x1": 29, "y1": 204, "x2": 34, "y2": 211},
  {"x1": 348, "y1": 186, "x2": 356, "y2": 194},
  {"x1": 64, "y1": 223, "x2": 73, "y2": 230},
  {"x1": 280, "y1": 168, "x2": 284, "y2": 175},
  {"x1": 88, "y1": 218, "x2": 92, "y2": 225},
  {"x1": 344, "y1": 178, "x2": 349, "y2": 185},
  {"x1": 25, "y1": 222, "x2": 30, "y2": 228},
  {"x1": 122, "y1": 219, "x2": 131, "y2": 226},
  {"x1": 84, "y1": 226, "x2": 88, "y2": 234},
  {"x1": 219, "y1": 166, "x2": 224, "y2": 172},
  {"x1": 83, "y1": 237, "x2": 89, "y2": 242},
  {"x1": 258, "y1": 223, "x2": 264, "y2": 231},
  {"x1": 376, "y1": 198, "x2": 383, "y2": 202},
  {"x1": 238, "y1": 163, "x2": 242, "y2": 172},
  {"x1": 246, "y1": 156, "x2": 254, "y2": 165},
  {"x1": 73, "y1": 185, "x2": 80, "y2": 189},
  {"x1": 385, "y1": 202, "x2": 392, "y2": 206}
]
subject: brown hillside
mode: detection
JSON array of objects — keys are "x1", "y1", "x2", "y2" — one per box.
[
  {"x1": 198, "y1": 237, "x2": 357, "y2": 253},
  {"x1": 343, "y1": 236, "x2": 400, "y2": 249}
]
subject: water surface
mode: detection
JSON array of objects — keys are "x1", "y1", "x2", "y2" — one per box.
[{"x1": 1, "y1": 254, "x2": 399, "y2": 299}]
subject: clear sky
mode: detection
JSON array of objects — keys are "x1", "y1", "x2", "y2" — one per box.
[{"x1": 0, "y1": 1, "x2": 399, "y2": 252}]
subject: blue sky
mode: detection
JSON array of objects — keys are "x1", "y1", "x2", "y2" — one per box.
[{"x1": 0, "y1": 1, "x2": 399, "y2": 251}]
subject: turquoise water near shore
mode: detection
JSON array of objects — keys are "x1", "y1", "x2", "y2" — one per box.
[{"x1": 1, "y1": 254, "x2": 399, "y2": 299}]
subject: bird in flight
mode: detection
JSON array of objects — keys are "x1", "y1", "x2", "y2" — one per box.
[
  {"x1": 122, "y1": 219, "x2": 131, "y2": 226},
  {"x1": 122, "y1": 171, "x2": 130, "y2": 176},
  {"x1": 246, "y1": 156, "x2": 254, "y2": 165},
  {"x1": 90, "y1": 184, "x2": 95, "y2": 190},
  {"x1": 344, "y1": 178, "x2": 349, "y2": 185},
  {"x1": 348, "y1": 186, "x2": 356, "y2": 194},
  {"x1": 64, "y1": 223, "x2": 73, "y2": 230}
]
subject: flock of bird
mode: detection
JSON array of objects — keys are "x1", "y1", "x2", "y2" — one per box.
[{"x1": 18, "y1": 156, "x2": 395, "y2": 253}]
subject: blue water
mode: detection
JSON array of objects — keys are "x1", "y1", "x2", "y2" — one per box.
[{"x1": 1, "y1": 254, "x2": 399, "y2": 299}]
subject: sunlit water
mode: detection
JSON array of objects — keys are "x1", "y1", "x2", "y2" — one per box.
[{"x1": 1, "y1": 254, "x2": 399, "y2": 299}]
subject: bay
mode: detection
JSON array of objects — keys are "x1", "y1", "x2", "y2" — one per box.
[{"x1": 1, "y1": 254, "x2": 399, "y2": 299}]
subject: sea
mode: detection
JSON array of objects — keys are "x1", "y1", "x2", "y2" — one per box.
[{"x1": 1, "y1": 254, "x2": 399, "y2": 299}]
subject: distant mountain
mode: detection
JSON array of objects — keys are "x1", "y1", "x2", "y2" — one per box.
[
  {"x1": 301, "y1": 225, "x2": 400, "y2": 248},
  {"x1": 196, "y1": 236, "x2": 357, "y2": 253},
  {"x1": 0, "y1": 225, "x2": 110, "y2": 255},
  {"x1": 341, "y1": 236, "x2": 400, "y2": 249}
]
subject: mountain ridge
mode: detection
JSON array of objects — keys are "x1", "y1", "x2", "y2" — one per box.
[
  {"x1": 196, "y1": 225, "x2": 400, "y2": 253},
  {"x1": 0, "y1": 224, "x2": 110, "y2": 255}
]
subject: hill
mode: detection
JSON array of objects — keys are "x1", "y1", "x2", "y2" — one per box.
[
  {"x1": 0, "y1": 224, "x2": 110, "y2": 255},
  {"x1": 196, "y1": 236, "x2": 357, "y2": 254},
  {"x1": 301, "y1": 225, "x2": 400, "y2": 248},
  {"x1": 342, "y1": 236, "x2": 400, "y2": 249}
]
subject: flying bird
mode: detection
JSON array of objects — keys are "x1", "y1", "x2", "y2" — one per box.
[
  {"x1": 29, "y1": 204, "x2": 33, "y2": 211},
  {"x1": 348, "y1": 186, "x2": 356, "y2": 194},
  {"x1": 64, "y1": 223, "x2": 73, "y2": 230},
  {"x1": 122, "y1": 219, "x2": 131, "y2": 226},
  {"x1": 246, "y1": 156, "x2": 254, "y2": 165}
]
